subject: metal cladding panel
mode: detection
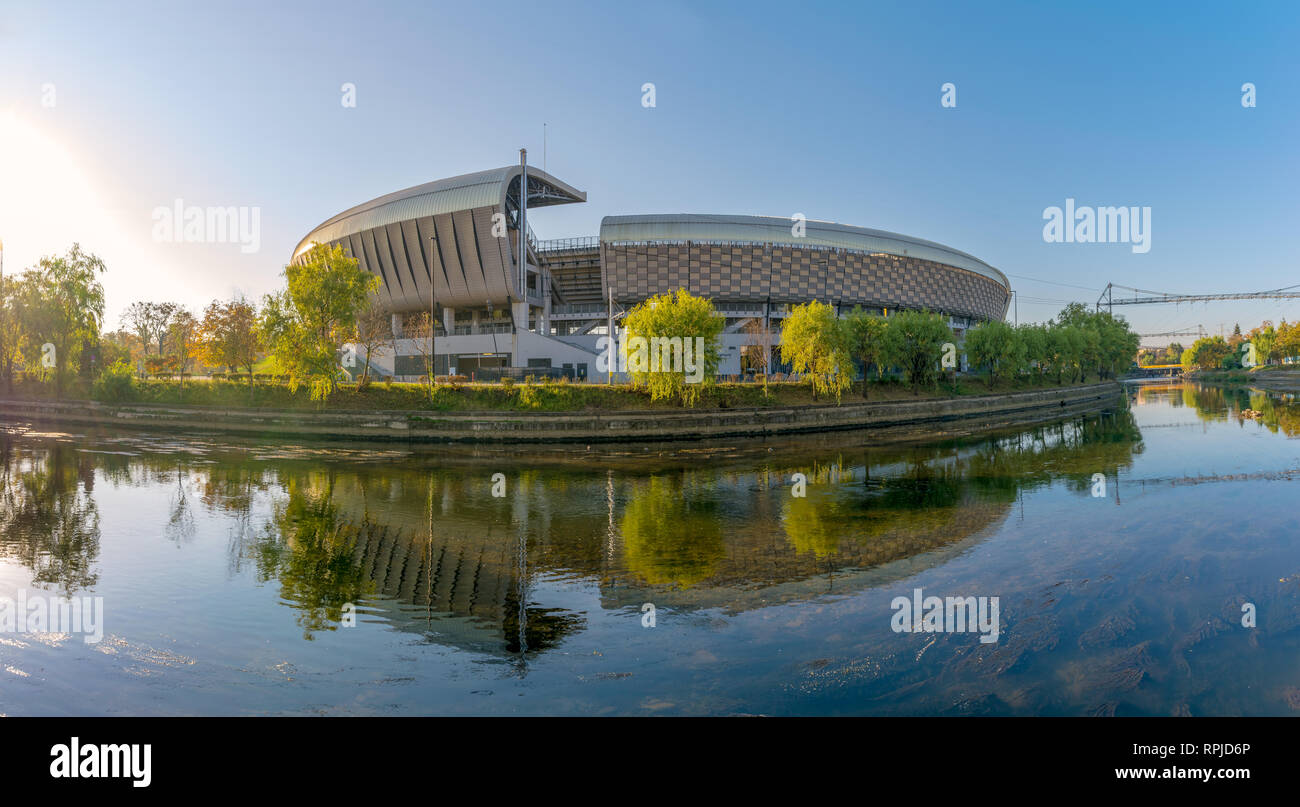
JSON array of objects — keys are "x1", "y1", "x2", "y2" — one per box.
[
  {"x1": 385, "y1": 222, "x2": 420, "y2": 301},
  {"x1": 452, "y1": 209, "x2": 488, "y2": 305},
  {"x1": 360, "y1": 230, "x2": 396, "y2": 298},
  {"x1": 599, "y1": 214, "x2": 1008, "y2": 290},
  {"x1": 397, "y1": 219, "x2": 432, "y2": 309},
  {"x1": 417, "y1": 216, "x2": 443, "y2": 308},
  {"x1": 345, "y1": 233, "x2": 391, "y2": 308},
  {"x1": 293, "y1": 165, "x2": 585, "y2": 261},
  {"x1": 601, "y1": 242, "x2": 1010, "y2": 322},
  {"x1": 372, "y1": 226, "x2": 403, "y2": 297},
  {"x1": 472, "y1": 207, "x2": 512, "y2": 302},
  {"x1": 296, "y1": 182, "x2": 494, "y2": 260},
  {"x1": 433, "y1": 213, "x2": 471, "y2": 307}
]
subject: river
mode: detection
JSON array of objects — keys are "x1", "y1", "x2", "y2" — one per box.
[{"x1": 2, "y1": 382, "x2": 1299, "y2": 715}]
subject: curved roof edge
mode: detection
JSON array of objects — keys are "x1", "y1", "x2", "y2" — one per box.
[
  {"x1": 599, "y1": 214, "x2": 1009, "y2": 290},
  {"x1": 293, "y1": 166, "x2": 586, "y2": 261}
]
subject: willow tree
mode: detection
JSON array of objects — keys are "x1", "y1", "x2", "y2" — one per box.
[
  {"x1": 964, "y1": 320, "x2": 1021, "y2": 388},
  {"x1": 0, "y1": 275, "x2": 24, "y2": 393},
  {"x1": 780, "y1": 301, "x2": 852, "y2": 402},
  {"x1": 18, "y1": 244, "x2": 106, "y2": 397},
  {"x1": 622, "y1": 289, "x2": 723, "y2": 407},
  {"x1": 879, "y1": 309, "x2": 953, "y2": 393}
]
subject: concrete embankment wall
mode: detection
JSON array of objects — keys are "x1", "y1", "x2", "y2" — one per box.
[{"x1": 0, "y1": 382, "x2": 1122, "y2": 444}]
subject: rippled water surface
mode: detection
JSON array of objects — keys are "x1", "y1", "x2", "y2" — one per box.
[{"x1": 3, "y1": 382, "x2": 1300, "y2": 715}]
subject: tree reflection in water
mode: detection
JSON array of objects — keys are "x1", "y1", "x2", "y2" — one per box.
[
  {"x1": 244, "y1": 474, "x2": 375, "y2": 639},
  {"x1": 0, "y1": 439, "x2": 101, "y2": 594},
  {"x1": 621, "y1": 474, "x2": 725, "y2": 587},
  {"x1": 0, "y1": 402, "x2": 1148, "y2": 662}
]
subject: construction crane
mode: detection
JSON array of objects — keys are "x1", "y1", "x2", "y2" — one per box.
[{"x1": 1097, "y1": 282, "x2": 1300, "y2": 312}]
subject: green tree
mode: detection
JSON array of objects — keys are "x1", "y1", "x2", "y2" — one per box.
[
  {"x1": 1278, "y1": 321, "x2": 1300, "y2": 363},
  {"x1": 1049, "y1": 304, "x2": 1138, "y2": 380},
  {"x1": 199, "y1": 298, "x2": 262, "y2": 397},
  {"x1": 1078, "y1": 326, "x2": 1101, "y2": 381},
  {"x1": 1248, "y1": 324, "x2": 1276, "y2": 367},
  {"x1": 1094, "y1": 311, "x2": 1139, "y2": 379},
  {"x1": 260, "y1": 243, "x2": 379, "y2": 402},
  {"x1": 842, "y1": 306, "x2": 887, "y2": 398},
  {"x1": 622, "y1": 289, "x2": 724, "y2": 406},
  {"x1": 1042, "y1": 326, "x2": 1068, "y2": 384},
  {"x1": 880, "y1": 309, "x2": 953, "y2": 393},
  {"x1": 168, "y1": 308, "x2": 199, "y2": 388},
  {"x1": 1017, "y1": 323, "x2": 1048, "y2": 379},
  {"x1": 18, "y1": 244, "x2": 106, "y2": 397},
  {"x1": 0, "y1": 275, "x2": 25, "y2": 393},
  {"x1": 964, "y1": 320, "x2": 1020, "y2": 388},
  {"x1": 779, "y1": 300, "x2": 852, "y2": 402},
  {"x1": 1188, "y1": 335, "x2": 1230, "y2": 370}
]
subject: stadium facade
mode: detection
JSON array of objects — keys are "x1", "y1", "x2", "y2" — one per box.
[{"x1": 292, "y1": 160, "x2": 1011, "y2": 380}]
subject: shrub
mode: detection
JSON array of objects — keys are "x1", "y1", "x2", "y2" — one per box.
[
  {"x1": 428, "y1": 385, "x2": 457, "y2": 411},
  {"x1": 518, "y1": 384, "x2": 541, "y2": 409},
  {"x1": 91, "y1": 361, "x2": 137, "y2": 402}
]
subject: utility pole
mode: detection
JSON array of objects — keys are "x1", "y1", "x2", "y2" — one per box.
[{"x1": 429, "y1": 235, "x2": 438, "y2": 379}]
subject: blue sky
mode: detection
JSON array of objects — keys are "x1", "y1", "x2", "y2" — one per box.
[{"x1": 1, "y1": 0, "x2": 1297, "y2": 340}]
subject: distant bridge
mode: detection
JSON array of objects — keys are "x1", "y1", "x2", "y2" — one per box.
[{"x1": 1127, "y1": 363, "x2": 1184, "y2": 379}]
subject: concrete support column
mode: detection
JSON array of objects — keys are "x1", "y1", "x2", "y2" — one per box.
[
  {"x1": 391, "y1": 312, "x2": 403, "y2": 339},
  {"x1": 442, "y1": 307, "x2": 456, "y2": 335},
  {"x1": 512, "y1": 301, "x2": 529, "y2": 333}
]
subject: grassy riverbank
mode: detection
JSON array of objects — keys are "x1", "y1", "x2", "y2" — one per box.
[
  {"x1": 0, "y1": 373, "x2": 1115, "y2": 413},
  {"x1": 1191, "y1": 366, "x2": 1300, "y2": 394}
]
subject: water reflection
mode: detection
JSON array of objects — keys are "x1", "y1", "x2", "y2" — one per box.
[
  {"x1": 1131, "y1": 381, "x2": 1300, "y2": 435},
  {"x1": 242, "y1": 476, "x2": 376, "y2": 638},
  {"x1": 622, "y1": 475, "x2": 725, "y2": 586},
  {"x1": 0, "y1": 438, "x2": 101, "y2": 593},
  {"x1": 16, "y1": 384, "x2": 1300, "y2": 715},
  {"x1": 0, "y1": 402, "x2": 1144, "y2": 660},
  {"x1": 8, "y1": 383, "x2": 1300, "y2": 714}
]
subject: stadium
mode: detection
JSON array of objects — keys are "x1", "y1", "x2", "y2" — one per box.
[{"x1": 292, "y1": 160, "x2": 1012, "y2": 380}]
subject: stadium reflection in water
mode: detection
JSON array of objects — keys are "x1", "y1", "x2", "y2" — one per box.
[{"x1": 3, "y1": 384, "x2": 1300, "y2": 715}]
